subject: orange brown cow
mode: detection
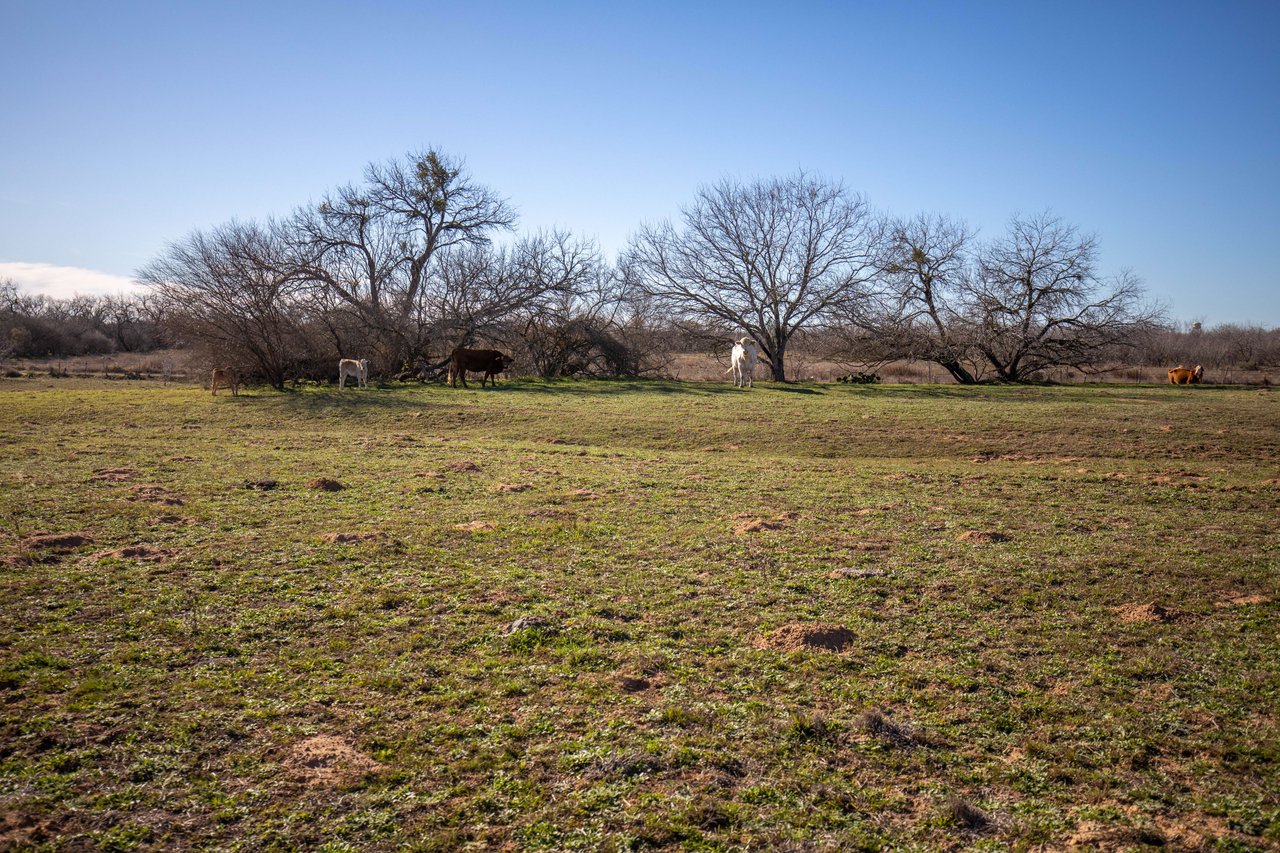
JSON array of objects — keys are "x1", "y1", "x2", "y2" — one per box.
[
  {"x1": 210, "y1": 367, "x2": 239, "y2": 396},
  {"x1": 1167, "y1": 364, "x2": 1203, "y2": 385}
]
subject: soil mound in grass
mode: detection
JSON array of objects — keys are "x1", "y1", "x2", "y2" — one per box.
[
  {"x1": 1215, "y1": 594, "x2": 1271, "y2": 607},
  {"x1": 1113, "y1": 602, "x2": 1184, "y2": 623},
  {"x1": 492, "y1": 482, "x2": 533, "y2": 493},
  {"x1": 91, "y1": 467, "x2": 137, "y2": 481},
  {"x1": 323, "y1": 531, "x2": 396, "y2": 545},
  {"x1": 753, "y1": 623, "x2": 856, "y2": 652},
  {"x1": 127, "y1": 485, "x2": 184, "y2": 505},
  {"x1": 151, "y1": 515, "x2": 197, "y2": 526},
  {"x1": 243, "y1": 479, "x2": 278, "y2": 491},
  {"x1": 733, "y1": 512, "x2": 796, "y2": 535},
  {"x1": 286, "y1": 735, "x2": 383, "y2": 786},
  {"x1": 957, "y1": 530, "x2": 1010, "y2": 543},
  {"x1": 21, "y1": 532, "x2": 94, "y2": 551},
  {"x1": 308, "y1": 478, "x2": 345, "y2": 491},
  {"x1": 828, "y1": 567, "x2": 888, "y2": 579},
  {"x1": 95, "y1": 545, "x2": 175, "y2": 563},
  {"x1": 445, "y1": 461, "x2": 482, "y2": 473},
  {"x1": 1066, "y1": 821, "x2": 1166, "y2": 850},
  {"x1": 454, "y1": 521, "x2": 494, "y2": 532},
  {"x1": 0, "y1": 811, "x2": 56, "y2": 849}
]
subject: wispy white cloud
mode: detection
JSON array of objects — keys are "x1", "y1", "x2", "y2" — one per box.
[{"x1": 0, "y1": 261, "x2": 144, "y2": 299}]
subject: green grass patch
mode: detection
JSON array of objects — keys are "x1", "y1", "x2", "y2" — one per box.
[{"x1": 1, "y1": 377, "x2": 1277, "y2": 848}]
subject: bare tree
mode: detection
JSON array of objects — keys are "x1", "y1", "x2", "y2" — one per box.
[
  {"x1": 846, "y1": 213, "x2": 982, "y2": 383},
  {"x1": 965, "y1": 213, "x2": 1163, "y2": 381},
  {"x1": 625, "y1": 173, "x2": 883, "y2": 381},
  {"x1": 288, "y1": 149, "x2": 515, "y2": 369},
  {"x1": 138, "y1": 221, "x2": 309, "y2": 390}
]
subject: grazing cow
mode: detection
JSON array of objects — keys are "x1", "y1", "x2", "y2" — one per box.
[
  {"x1": 726, "y1": 337, "x2": 760, "y2": 389},
  {"x1": 339, "y1": 358, "x2": 369, "y2": 389},
  {"x1": 449, "y1": 348, "x2": 512, "y2": 388},
  {"x1": 210, "y1": 367, "x2": 239, "y2": 396},
  {"x1": 1167, "y1": 364, "x2": 1203, "y2": 385}
]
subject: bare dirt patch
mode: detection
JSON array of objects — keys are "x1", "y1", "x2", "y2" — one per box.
[
  {"x1": 1065, "y1": 821, "x2": 1166, "y2": 850},
  {"x1": 285, "y1": 735, "x2": 383, "y2": 787},
  {"x1": 1113, "y1": 602, "x2": 1185, "y2": 624},
  {"x1": 307, "y1": 478, "x2": 345, "y2": 492},
  {"x1": 828, "y1": 567, "x2": 888, "y2": 579},
  {"x1": 151, "y1": 515, "x2": 197, "y2": 526},
  {"x1": 733, "y1": 512, "x2": 796, "y2": 535},
  {"x1": 94, "y1": 545, "x2": 176, "y2": 563},
  {"x1": 752, "y1": 623, "x2": 856, "y2": 652},
  {"x1": 454, "y1": 521, "x2": 495, "y2": 532},
  {"x1": 492, "y1": 483, "x2": 533, "y2": 493},
  {"x1": 323, "y1": 532, "x2": 399, "y2": 546},
  {"x1": 91, "y1": 467, "x2": 138, "y2": 481},
  {"x1": 413, "y1": 470, "x2": 446, "y2": 480},
  {"x1": 1215, "y1": 594, "x2": 1271, "y2": 608},
  {"x1": 567, "y1": 488, "x2": 602, "y2": 499},
  {"x1": 20, "y1": 532, "x2": 94, "y2": 552},
  {"x1": 127, "y1": 484, "x2": 185, "y2": 505},
  {"x1": 957, "y1": 530, "x2": 1010, "y2": 543},
  {"x1": 618, "y1": 676, "x2": 652, "y2": 693},
  {"x1": 444, "y1": 461, "x2": 482, "y2": 473},
  {"x1": 0, "y1": 811, "x2": 58, "y2": 849}
]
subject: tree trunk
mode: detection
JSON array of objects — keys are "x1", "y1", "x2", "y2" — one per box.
[
  {"x1": 770, "y1": 340, "x2": 787, "y2": 382},
  {"x1": 938, "y1": 359, "x2": 977, "y2": 384}
]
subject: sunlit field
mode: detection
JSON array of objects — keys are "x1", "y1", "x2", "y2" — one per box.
[{"x1": 1, "y1": 377, "x2": 1277, "y2": 850}]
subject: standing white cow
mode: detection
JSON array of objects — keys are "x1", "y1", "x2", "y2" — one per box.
[
  {"x1": 727, "y1": 337, "x2": 759, "y2": 389},
  {"x1": 338, "y1": 358, "x2": 369, "y2": 389}
]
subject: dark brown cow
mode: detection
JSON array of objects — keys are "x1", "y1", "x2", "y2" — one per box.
[
  {"x1": 1167, "y1": 364, "x2": 1203, "y2": 385},
  {"x1": 449, "y1": 348, "x2": 512, "y2": 388}
]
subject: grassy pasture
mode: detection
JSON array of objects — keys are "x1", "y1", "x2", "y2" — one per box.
[{"x1": 0, "y1": 377, "x2": 1277, "y2": 851}]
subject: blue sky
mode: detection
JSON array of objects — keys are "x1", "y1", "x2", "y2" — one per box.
[{"x1": 3, "y1": 1, "x2": 1277, "y2": 325}]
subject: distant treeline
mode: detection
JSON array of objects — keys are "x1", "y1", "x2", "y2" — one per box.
[{"x1": 5, "y1": 148, "x2": 1278, "y2": 384}]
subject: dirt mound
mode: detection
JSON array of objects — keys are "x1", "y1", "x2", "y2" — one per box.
[
  {"x1": 733, "y1": 512, "x2": 796, "y2": 535},
  {"x1": 286, "y1": 735, "x2": 383, "y2": 786},
  {"x1": 323, "y1": 532, "x2": 396, "y2": 545},
  {"x1": 21, "y1": 532, "x2": 93, "y2": 551},
  {"x1": 127, "y1": 485, "x2": 184, "y2": 506},
  {"x1": 91, "y1": 467, "x2": 137, "y2": 481},
  {"x1": 618, "y1": 676, "x2": 651, "y2": 693},
  {"x1": 957, "y1": 530, "x2": 1010, "y2": 543},
  {"x1": 502, "y1": 615, "x2": 557, "y2": 635},
  {"x1": 1065, "y1": 821, "x2": 1165, "y2": 850},
  {"x1": 828, "y1": 567, "x2": 888, "y2": 579},
  {"x1": 151, "y1": 515, "x2": 197, "y2": 526},
  {"x1": 444, "y1": 461, "x2": 482, "y2": 473},
  {"x1": 242, "y1": 479, "x2": 278, "y2": 491},
  {"x1": 753, "y1": 623, "x2": 856, "y2": 652},
  {"x1": 454, "y1": 521, "x2": 494, "y2": 532},
  {"x1": 95, "y1": 545, "x2": 175, "y2": 563},
  {"x1": 0, "y1": 811, "x2": 57, "y2": 849},
  {"x1": 308, "y1": 478, "x2": 345, "y2": 492},
  {"x1": 567, "y1": 488, "x2": 602, "y2": 499},
  {"x1": 1215, "y1": 594, "x2": 1271, "y2": 607},
  {"x1": 492, "y1": 482, "x2": 533, "y2": 493},
  {"x1": 1113, "y1": 602, "x2": 1184, "y2": 624}
]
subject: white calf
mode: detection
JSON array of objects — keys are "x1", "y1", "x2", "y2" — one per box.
[
  {"x1": 339, "y1": 358, "x2": 369, "y2": 389},
  {"x1": 727, "y1": 337, "x2": 759, "y2": 389}
]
